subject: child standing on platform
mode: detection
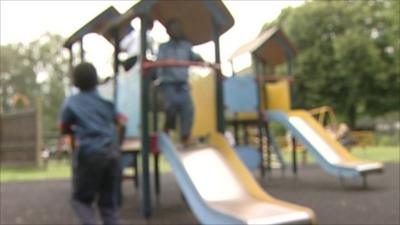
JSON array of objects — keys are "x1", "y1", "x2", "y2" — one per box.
[{"x1": 157, "y1": 19, "x2": 203, "y2": 145}]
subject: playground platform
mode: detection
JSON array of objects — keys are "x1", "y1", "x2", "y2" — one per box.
[{"x1": 1, "y1": 163, "x2": 399, "y2": 225}]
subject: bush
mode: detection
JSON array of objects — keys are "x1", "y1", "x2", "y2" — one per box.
[{"x1": 375, "y1": 131, "x2": 400, "y2": 146}]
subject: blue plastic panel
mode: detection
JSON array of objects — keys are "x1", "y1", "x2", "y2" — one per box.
[
  {"x1": 116, "y1": 67, "x2": 141, "y2": 138},
  {"x1": 223, "y1": 76, "x2": 258, "y2": 113},
  {"x1": 98, "y1": 66, "x2": 141, "y2": 138},
  {"x1": 234, "y1": 145, "x2": 261, "y2": 171}
]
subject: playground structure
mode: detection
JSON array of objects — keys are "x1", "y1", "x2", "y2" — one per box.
[
  {"x1": 63, "y1": 1, "x2": 317, "y2": 224},
  {"x1": 61, "y1": 0, "x2": 384, "y2": 224},
  {"x1": 309, "y1": 106, "x2": 339, "y2": 130},
  {"x1": 227, "y1": 26, "x2": 383, "y2": 184},
  {"x1": 225, "y1": 27, "x2": 299, "y2": 174},
  {"x1": 309, "y1": 106, "x2": 375, "y2": 148}
]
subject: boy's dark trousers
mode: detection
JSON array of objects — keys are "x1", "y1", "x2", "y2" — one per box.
[
  {"x1": 160, "y1": 82, "x2": 194, "y2": 139},
  {"x1": 71, "y1": 144, "x2": 121, "y2": 225}
]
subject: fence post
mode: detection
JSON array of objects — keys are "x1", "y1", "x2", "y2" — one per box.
[{"x1": 35, "y1": 97, "x2": 43, "y2": 166}]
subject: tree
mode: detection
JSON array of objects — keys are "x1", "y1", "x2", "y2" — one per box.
[
  {"x1": 332, "y1": 31, "x2": 384, "y2": 127},
  {"x1": 1, "y1": 43, "x2": 41, "y2": 112},
  {"x1": 1, "y1": 33, "x2": 69, "y2": 132},
  {"x1": 262, "y1": 0, "x2": 399, "y2": 128}
]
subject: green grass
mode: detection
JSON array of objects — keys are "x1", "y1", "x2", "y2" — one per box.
[
  {"x1": 0, "y1": 156, "x2": 172, "y2": 183},
  {"x1": 0, "y1": 160, "x2": 71, "y2": 182},
  {"x1": 281, "y1": 145, "x2": 400, "y2": 163},
  {"x1": 350, "y1": 146, "x2": 400, "y2": 162},
  {"x1": 1, "y1": 146, "x2": 398, "y2": 182}
]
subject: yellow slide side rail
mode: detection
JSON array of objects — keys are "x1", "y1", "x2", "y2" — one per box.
[{"x1": 209, "y1": 132, "x2": 317, "y2": 224}]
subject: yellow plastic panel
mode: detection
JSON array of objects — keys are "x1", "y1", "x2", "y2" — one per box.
[
  {"x1": 190, "y1": 75, "x2": 216, "y2": 137},
  {"x1": 225, "y1": 112, "x2": 258, "y2": 122},
  {"x1": 265, "y1": 80, "x2": 291, "y2": 112}
]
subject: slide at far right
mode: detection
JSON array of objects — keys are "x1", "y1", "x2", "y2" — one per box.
[{"x1": 267, "y1": 109, "x2": 384, "y2": 181}]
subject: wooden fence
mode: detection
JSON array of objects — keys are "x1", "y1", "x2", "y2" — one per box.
[{"x1": 0, "y1": 100, "x2": 42, "y2": 166}]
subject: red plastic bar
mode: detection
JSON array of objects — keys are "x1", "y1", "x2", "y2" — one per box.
[{"x1": 143, "y1": 60, "x2": 220, "y2": 71}]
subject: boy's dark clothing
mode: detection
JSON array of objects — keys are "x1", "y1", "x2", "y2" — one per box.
[
  {"x1": 60, "y1": 90, "x2": 122, "y2": 225},
  {"x1": 72, "y1": 143, "x2": 120, "y2": 225},
  {"x1": 159, "y1": 83, "x2": 194, "y2": 138}
]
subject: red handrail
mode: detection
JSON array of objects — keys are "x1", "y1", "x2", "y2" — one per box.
[{"x1": 143, "y1": 60, "x2": 220, "y2": 71}]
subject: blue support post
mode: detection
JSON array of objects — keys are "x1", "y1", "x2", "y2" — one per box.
[
  {"x1": 112, "y1": 28, "x2": 120, "y2": 102},
  {"x1": 79, "y1": 38, "x2": 85, "y2": 63},
  {"x1": 140, "y1": 15, "x2": 152, "y2": 218},
  {"x1": 111, "y1": 27, "x2": 123, "y2": 206},
  {"x1": 213, "y1": 20, "x2": 225, "y2": 134}
]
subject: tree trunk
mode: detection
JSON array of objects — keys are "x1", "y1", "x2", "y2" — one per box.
[{"x1": 348, "y1": 104, "x2": 357, "y2": 129}]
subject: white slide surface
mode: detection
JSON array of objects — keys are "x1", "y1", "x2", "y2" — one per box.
[
  {"x1": 158, "y1": 133, "x2": 315, "y2": 225},
  {"x1": 268, "y1": 110, "x2": 383, "y2": 178}
]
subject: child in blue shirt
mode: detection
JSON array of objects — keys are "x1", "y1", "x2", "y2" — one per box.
[
  {"x1": 157, "y1": 19, "x2": 203, "y2": 145},
  {"x1": 59, "y1": 63, "x2": 126, "y2": 225}
]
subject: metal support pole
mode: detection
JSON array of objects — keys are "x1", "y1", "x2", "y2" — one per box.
[
  {"x1": 292, "y1": 137, "x2": 298, "y2": 175},
  {"x1": 233, "y1": 120, "x2": 239, "y2": 145},
  {"x1": 111, "y1": 27, "x2": 123, "y2": 207},
  {"x1": 68, "y1": 47, "x2": 74, "y2": 92},
  {"x1": 253, "y1": 55, "x2": 269, "y2": 174},
  {"x1": 287, "y1": 56, "x2": 298, "y2": 175},
  {"x1": 140, "y1": 15, "x2": 152, "y2": 218},
  {"x1": 154, "y1": 153, "x2": 160, "y2": 195},
  {"x1": 152, "y1": 86, "x2": 160, "y2": 196},
  {"x1": 262, "y1": 62, "x2": 272, "y2": 172},
  {"x1": 152, "y1": 87, "x2": 159, "y2": 132},
  {"x1": 213, "y1": 20, "x2": 225, "y2": 134},
  {"x1": 258, "y1": 115, "x2": 265, "y2": 177},
  {"x1": 264, "y1": 121, "x2": 272, "y2": 171},
  {"x1": 133, "y1": 152, "x2": 139, "y2": 187},
  {"x1": 112, "y1": 28, "x2": 120, "y2": 102},
  {"x1": 362, "y1": 175, "x2": 368, "y2": 189},
  {"x1": 259, "y1": 60, "x2": 269, "y2": 174},
  {"x1": 66, "y1": 47, "x2": 76, "y2": 168},
  {"x1": 243, "y1": 124, "x2": 249, "y2": 145},
  {"x1": 79, "y1": 38, "x2": 85, "y2": 63}
]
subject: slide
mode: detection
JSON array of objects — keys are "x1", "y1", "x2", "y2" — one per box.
[
  {"x1": 267, "y1": 110, "x2": 384, "y2": 178},
  {"x1": 158, "y1": 132, "x2": 316, "y2": 225}
]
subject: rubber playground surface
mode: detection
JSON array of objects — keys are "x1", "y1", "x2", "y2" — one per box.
[{"x1": 1, "y1": 163, "x2": 399, "y2": 225}]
